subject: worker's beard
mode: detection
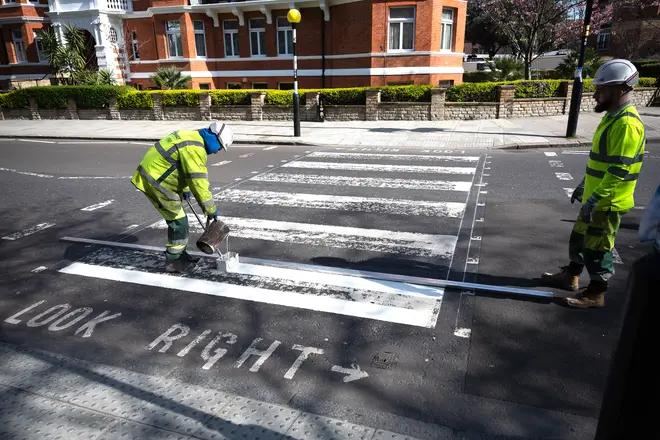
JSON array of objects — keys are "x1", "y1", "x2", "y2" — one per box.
[{"x1": 594, "y1": 99, "x2": 612, "y2": 113}]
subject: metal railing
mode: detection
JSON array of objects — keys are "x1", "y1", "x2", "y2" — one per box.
[{"x1": 105, "y1": 0, "x2": 132, "y2": 11}]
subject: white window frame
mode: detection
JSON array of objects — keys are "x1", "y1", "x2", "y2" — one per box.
[
  {"x1": 34, "y1": 31, "x2": 46, "y2": 62},
  {"x1": 597, "y1": 28, "x2": 611, "y2": 51},
  {"x1": 277, "y1": 17, "x2": 293, "y2": 56},
  {"x1": 193, "y1": 20, "x2": 206, "y2": 58},
  {"x1": 249, "y1": 18, "x2": 266, "y2": 57},
  {"x1": 388, "y1": 7, "x2": 415, "y2": 52},
  {"x1": 441, "y1": 7, "x2": 455, "y2": 51},
  {"x1": 12, "y1": 29, "x2": 26, "y2": 63},
  {"x1": 131, "y1": 30, "x2": 140, "y2": 60},
  {"x1": 223, "y1": 19, "x2": 239, "y2": 57},
  {"x1": 165, "y1": 20, "x2": 183, "y2": 58}
]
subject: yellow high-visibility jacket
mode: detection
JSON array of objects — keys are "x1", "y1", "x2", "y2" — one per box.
[
  {"x1": 131, "y1": 130, "x2": 216, "y2": 219},
  {"x1": 584, "y1": 103, "x2": 645, "y2": 212}
]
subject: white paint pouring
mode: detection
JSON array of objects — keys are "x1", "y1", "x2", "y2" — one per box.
[
  {"x1": 150, "y1": 215, "x2": 457, "y2": 258},
  {"x1": 308, "y1": 152, "x2": 479, "y2": 162},
  {"x1": 250, "y1": 173, "x2": 472, "y2": 192},
  {"x1": 59, "y1": 262, "x2": 440, "y2": 328},
  {"x1": 2, "y1": 222, "x2": 55, "y2": 240},
  {"x1": 283, "y1": 161, "x2": 476, "y2": 175},
  {"x1": 81, "y1": 200, "x2": 114, "y2": 211},
  {"x1": 215, "y1": 189, "x2": 465, "y2": 217}
]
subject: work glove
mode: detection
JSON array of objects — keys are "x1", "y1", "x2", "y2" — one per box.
[
  {"x1": 182, "y1": 191, "x2": 193, "y2": 201},
  {"x1": 207, "y1": 208, "x2": 218, "y2": 222},
  {"x1": 580, "y1": 196, "x2": 599, "y2": 224},
  {"x1": 571, "y1": 179, "x2": 585, "y2": 204}
]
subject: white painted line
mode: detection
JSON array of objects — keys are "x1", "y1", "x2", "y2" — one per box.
[
  {"x1": 544, "y1": 152, "x2": 557, "y2": 157},
  {"x1": 263, "y1": 146, "x2": 278, "y2": 150},
  {"x1": 454, "y1": 328, "x2": 471, "y2": 338},
  {"x1": 216, "y1": 189, "x2": 466, "y2": 217},
  {"x1": 467, "y1": 258, "x2": 479, "y2": 264},
  {"x1": 59, "y1": 263, "x2": 440, "y2": 328},
  {"x1": 2, "y1": 222, "x2": 55, "y2": 241},
  {"x1": 211, "y1": 160, "x2": 232, "y2": 167},
  {"x1": 561, "y1": 151, "x2": 590, "y2": 155},
  {"x1": 125, "y1": 224, "x2": 139, "y2": 230},
  {"x1": 239, "y1": 153, "x2": 254, "y2": 158},
  {"x1": 150, "y1": 214, "x2": 457, "y2": 258},
  {"x1": 57, "y1": 176, "x2": 131, "y2": 180},
  {"x1": 633, "y1": 206, "x2": 646, "y2": 210},
  {"x1": 129, "y1": 142, "x2": 154, "y2": 146},
  {"x1": 555, "y1": 173, "x2": 573, "y2": 180},
  {"x1": 612, "y1": 247, "x2": 623, "y2": 264},
  {"x1": 80, "y1": 200, "x2": 114, "y2": 212},
  {"x1": 18, "y1": 139, "x2": 55, "y2": 144},
  {"x1": 283, "y1": 161, "x2": 476, "y2": 175},
  {"x1": 0, "y1": 167, "x2": 53, "y2": 178},
  {"x1": 31, "y1": 266, "x2": 48, "y2": 273},
  {"x1": 549, "y1": 161, "x2": 564, "y2": 167},
  {"x1": 234, "y1": 178, "x2": 242, "y2": 181},
  {"x1": 250, "y1": 173, "x2": 472, "y2": 192},
  {"x1": 308, "y1": 152, "x2": 479, "y2": 162},
  {"x1": 563, "y1": 188, "x2": 574, "y2": 198}
]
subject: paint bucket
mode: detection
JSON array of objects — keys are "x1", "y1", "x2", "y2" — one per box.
[{"x1": 196, "y1": 219, "x2": 230, "y2": 254}]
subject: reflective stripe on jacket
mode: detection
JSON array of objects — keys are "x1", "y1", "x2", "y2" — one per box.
[
  {"x1": 584, "y1": 103, "x2": 645, "y2": 212},
  {"x1": 131, "y1": 130, "x2": 216, "y2": 216}
]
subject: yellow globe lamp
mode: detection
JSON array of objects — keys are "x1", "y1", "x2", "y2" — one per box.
[{"x1": 287, "y1": 8, "x2": 301, "y2": 24}]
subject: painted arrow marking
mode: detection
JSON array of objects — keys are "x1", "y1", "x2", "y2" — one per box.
[{"x1": 331, "y1": 364, "x2": 369, "y2": 382}]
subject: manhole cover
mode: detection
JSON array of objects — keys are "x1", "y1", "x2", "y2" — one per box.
[{"x1": 371, "y1": 351, "x2": 398, "y2": 369}]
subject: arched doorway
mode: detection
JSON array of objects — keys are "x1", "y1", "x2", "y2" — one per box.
[{"x1": 80, "y1": 29, "x2": 98, "y2": 71}]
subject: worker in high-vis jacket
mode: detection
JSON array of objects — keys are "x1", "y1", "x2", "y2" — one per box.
[
  {"x1": 542, "y1": 59, "x2": 645, "y2": 308},
  {"x1": 131, "y1": 121, "x2": 234, "y2": 273}
]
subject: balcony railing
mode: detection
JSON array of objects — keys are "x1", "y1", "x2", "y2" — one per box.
[
  {"x1": 105, "y1": 0, "x2": 132, "y2": 11},
  {"x1": 189, "y1": 0, "x2": 250, "y2": 5}
]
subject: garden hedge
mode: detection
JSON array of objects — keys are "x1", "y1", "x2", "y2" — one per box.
[{"x1": 0, "y1": 79, "x2": 656, "y2": 109}]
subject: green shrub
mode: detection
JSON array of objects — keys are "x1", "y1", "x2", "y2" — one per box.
[
  {"x1": 0, "y1": 89, "x2": 29, "y2": 109},
  {"x1": 117, "y1": 92, "x2": 153, "y2": 109},
  {"x1": 633, "y1": 61, "x2": 660, "y2": 78},
  {"x1": 509, "y1": 80, "x2": 564, "y2": 98},
  {"x1": 446, "y1": 82, "x2": 498, "y2": 102},
  {"x1": 582, "y1": 77, "x2": 656, "y2": 92},
  {"x1": 160, "y1": 90, "x2": 201, "y2": 107},
  {"x1": 638, "y1": 77, "x2": 658, "y2": 87},
  {"x1": 463, "y1": 71, "x2": 494, "y2": 83},
  {"x1": 378, "y1": 85, "x2": 432, "y2": 102},
  {"x1": 319, "y1": 87, "x2": 367, "y2": 105},
  {"x1": 64, "y1": 86, "x2": 131, "y2": 108},
  {"x1": 210, "y1": 90, "x2": 251, "y2": 105},
  {"x1": 265, "y1": 90, "x2": 294, "y2": 105}
]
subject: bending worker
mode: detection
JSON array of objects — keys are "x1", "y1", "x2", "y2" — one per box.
[
  {"x1": 542, "y1": 59, "x2": 645, "y2": 308},
  {"x1": 131, "y1": 122, "x2": 234, "y2": 273}
]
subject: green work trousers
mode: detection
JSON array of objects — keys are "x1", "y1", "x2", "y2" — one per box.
[
  {"x1": 569, "y1": 209, "x2": 627, "y2": 283},
  {"x1": 140, "y1": 190, "x2": 189, "y2": 260}
]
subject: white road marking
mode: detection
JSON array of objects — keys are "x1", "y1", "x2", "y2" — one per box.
[
  {"x1": 129, "y1": 142, "x2": 154, "y2": 146},
  {"x1": 454, "y1": 328, "x2": 471, "y2": 338},
  {"x1": 331, "y1": 365, "x2": 369, "y2": 382},
  {"x1": 211, "y1": 160, "x2": 232, "y2": 167},
  {"x1": 239, "y1": 153, "x2": 254, "y2": 158},
  {"x1": 283, "y1": 161, "x2": 476, "y2": 174},
  {"x1": 549, "y1": 161, "x2": 564, "y2": 167},
  {"x1": 57, "y1": 176, "x2": 130, "y2": 180},
  {"x1": 125, "y1": 224, "x2": 139, "y2": 230},
  {"x1": 544, "y1": 152, "x2": 557, "y2": 157},
  {"x1": 2, "y1": 222, "x2": 55, "y2": 240},
  {"x1": 59, "y1": 263, "x2": 441, "y2": 328},
  {"x1": 308, "y1": 152, "x2": 479, "y2": 162},
  {"x1": 31, "y1": 266, "x2": 48, "y2": 273},
  {"x1": 555, "y1": 172, "x2": 573, "y2": 180},
  {"x1": 215, "y1": 189, "x2": 466, "y2": 217},
  {"x1": 562, "y1": 151, "x2": 590, "y2": 155},
  {"x1": 263, "y1": 146, "x2": 278, "y2": 150},
  {"x1": 150, "y1": 214, "x2": 457, "y2": 258},
  {"x1": 18, "y1": 139, "x2": 55, "y2": 144},
  {"x1": 612, "y1": 247, "x2": 623, "y2": 264},
  {"x1": 563, "y1": 188, "x2": 574, "y2": 198},
  {"x1": 0, "y1": 167, "x2": 53, "y2": 178},
  {"x1": 250, "y1": 173, "x2": 472, "y2": 191},
  {"x1": 81, "y1": 200, "x2": 114, "y2": 212}
]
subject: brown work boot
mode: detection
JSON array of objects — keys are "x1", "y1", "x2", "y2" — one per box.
[
  {"x1": 565, "y1": 283, "x2": 606, "y2": 309},
  {"x1": 165, "y1": 258, "x2": 192, "y2": 274},
  {"x1": 541, "y1": 266, "x2": 579, "y2": 292}
]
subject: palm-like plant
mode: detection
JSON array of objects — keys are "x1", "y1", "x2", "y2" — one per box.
[
  {"x1": 36, "y1": 24, "x2": 95, "y2": 85},
  {"x1": 149, "y1": 67, "x2": 192, "y2": 90},
  {"x1": 555, "y1": 48, "x2": 604, "y2": 79},
  {"x1": 486, "y1": 56, "x2": 525, "y2": 81}
]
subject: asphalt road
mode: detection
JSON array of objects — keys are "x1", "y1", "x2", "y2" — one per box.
[{"x1": 0, "y1": 138, "x2": 658, "y2": 439}]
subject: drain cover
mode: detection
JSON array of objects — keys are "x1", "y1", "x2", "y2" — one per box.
[{"x1": 371, "y1": 351, "x2": 397, "y2": 369}]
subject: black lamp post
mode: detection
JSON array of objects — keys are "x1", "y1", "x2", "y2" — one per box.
[
  {"x1": 287, "y1": 8, "x2": 301, "y2": 137},
  {"x1": 566, "y1": 0, "x2": 594, "y2": 138}
]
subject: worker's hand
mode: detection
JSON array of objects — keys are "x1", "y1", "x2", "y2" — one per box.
[
  {"x1": 570, "y1": 184, "x2": 584, "y2": 204},
  {"x1": 580, "y1": 196, "x2": 598, "y2": 224},
  {"x1": 182, "y1": 191, "x2": 193, "y2": 201},
  {"x1": 207, "y1": 208, "x2": 218, "y2": 222}
]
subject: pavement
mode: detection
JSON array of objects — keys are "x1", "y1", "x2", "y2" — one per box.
[
  {"x1": 1, "y1": 107, "x2": 660, "y2": 149},
  {"x1": 0, "y1": 137, "x2": 659, "y2": 440}
]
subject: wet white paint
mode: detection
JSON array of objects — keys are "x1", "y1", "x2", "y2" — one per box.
[
  {"x1": 151, "y1": 214, "x2": 457, "y2": 258},
  {"x1": 81, "y1": 199, "x2": 114, "y2": 211},
  {"x1": 59, "y1": 262, "x2": 441, "y2": 327},
  {"x1": 216, "y1": 189, "x2": 466, "y2": 217},
  {"x1": 562, "y1": 151, "x2": 590, "y2": 155},
  {"x1": 555, "y1": 173, "x2": 573, "y2": 180},
  {"x1": 250, "y1": 173, "x2": 472, "y2": 192},
  {"x1": 454, "y1": 328, "x2": 471, "y2": 338},
  {"x1": 126, "y1": 224, "x2": 139, "y2": 230},
  {"x1": 544, "y1": 152, "x2": 557, "y2": 157},
  {"x1": 239, "y1": 153, "x2": 254, "y2": 158},
  {"x1": 201, "y1": 332, "x2": 237, "y2": 370},
  {"x1": 549, "y1": 161, "x2": 564, "y2": 167},
  {"x1": 233, "y1": 338, "x2": 281, "y2": 372},
  {"x1": 31, "y1": 266, "x2": 48, "y2": 273},
  {"x1": 308, "y1": 152, "x2": 479, "y2": 162},
  {"x1": 211, "y1": 160, "x2": 232, "y2": 167},
  {"x1": 284, "y1": 345, "x2": 324, "y2": 379},
  {"x1": 612, "y1": 247, "x2": 623, "y2": 264},
  {"x1": 263, "y1": 146, "x2": 278, "y2": 150},
  {"x1": 283, "y1": 161, "x2": 476, "y2": 174},
  {"x1": 2, "y1": 222, "x2": 55, "y2": 241},
  {"x1": 0, "y1": 167, "x2": 54, "y2": 178}
]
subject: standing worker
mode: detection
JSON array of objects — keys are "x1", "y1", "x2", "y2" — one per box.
[
  {"x1": 131, "y1": 122, "x2": 234, "y2": 273},
  {"x1": 542, "y1": 59, "x2": 646, "y2": 308}
]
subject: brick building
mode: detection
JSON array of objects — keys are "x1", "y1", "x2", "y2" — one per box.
[
  {"x1": 591, "y1": 2, "x2": 660, "y2": 59},
  {"x1": 0, "y1": 0, "x2": 467, "y2": 91}
]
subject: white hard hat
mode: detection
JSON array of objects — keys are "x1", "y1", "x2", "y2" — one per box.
[
  {"x1": 591, "y1": 59, "x2": 639, "y2": 88},
  {"x1": 209, "y1": 121, "x2": 234, "y2": 150}
]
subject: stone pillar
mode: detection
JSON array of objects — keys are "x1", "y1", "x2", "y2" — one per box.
[
  {"x1": 152, "y1": 93, "x2": 164, "y2": 120},
  {"x1": 200, "y1": 92, "x2": 212, "y2": 121},
  {"x1": 496, "y1": 85, "x2": 516, "y2": 119},
  {"x1": 365, "y1": 89, "x2": 380, "y2": 121},
  {"x1": 559, "y1": 81, "x2": 573, "y2": 114},
  {"x1": 430, "y1": 88, "x2": 447, "y2": 121},
  {"x1": 108, "y1": 97, "x2": 120, "y2": 120},
  {"x1": 67, "y1": 97, "x2": 79, "y2": 120},
  {"x1": 249, "y1": 92, "x2": 266, "y2": 121},
  {"x1": 304, "y1": 92, "x2": 319, "y2": 122},
  {"x1": 28, "y1": 96, "x2": 40, "y2": 120}
]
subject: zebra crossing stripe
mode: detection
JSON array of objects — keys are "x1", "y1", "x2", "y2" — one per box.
[
  {"x1": 150, "y1": 214, "x2": 457, "y2": 258},
  {"x1": 308, "y1": 152, "x2": 479, "y2": 162},
  {"x1": 282, "y1": 161, "x2": 476, "y2": 174},
  {"x1": 250, "y1": 173, "x2": 472, "y2": 192},
  {"x1": 215, "y1": 189, "x2": 466, "y2": 217}
]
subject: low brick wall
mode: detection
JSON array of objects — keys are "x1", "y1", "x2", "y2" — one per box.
[
  {"x1": 35, "y1": 109, "x2": 69, "y2": 119},
  {"x1": 2, "y1": 109, "x2": 33, "y2": 119},
  {"x1": 512, "y1": 98, "x2": 566, "y2": 118},
  {"x1": 262, "y1": 105, "x2": 298, "y2": 121},
  {"x1": 378, "y1": 103, "x2": 430, "y2": 121},
  {"x1": 324, "y1": 105, "x2": 366, "y2": 121},
  {"x1": 78, "y1": 109, "x2": 109, "y2": 120},
  {"x1": 211, "y1": 105, "x2": 251, "y2": 121},
  {"x1": 445, "y1": 102, "x2": 498, "y2": 120},
  {"x1": 163, "y1": 107, "x2": 201, "y2": 121},
  {"x1": 119, "y1": 109, "x2": 154, "y2": 120}
]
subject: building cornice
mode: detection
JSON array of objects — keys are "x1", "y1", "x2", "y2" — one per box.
[{"x1": 0, "y1": 15, "x2": 48, "y2": 23}]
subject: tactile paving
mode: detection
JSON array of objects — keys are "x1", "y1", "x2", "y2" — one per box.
[
  {"x1": 283, "y1": 413, "x2": 375, "y2": 440},
  {"x1": 96, "y1": 420, "x2": 192, "y2": 440}
]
